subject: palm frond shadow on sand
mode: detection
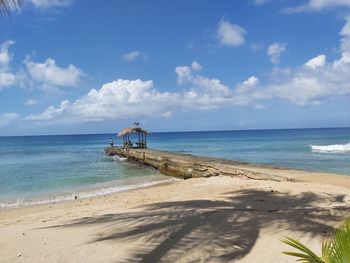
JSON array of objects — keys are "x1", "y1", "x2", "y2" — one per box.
[{"x1": 51, "y1": 189, "x2": 350, "y2": 262}]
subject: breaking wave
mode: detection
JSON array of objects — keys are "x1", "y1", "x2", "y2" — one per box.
[{"x1": 311, "y1": 143, "x2": 350, "y2": 153}]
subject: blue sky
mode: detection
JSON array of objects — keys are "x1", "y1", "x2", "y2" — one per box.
[{"x1": 1, "y1": 0, "x2": 350, "y2": 135}]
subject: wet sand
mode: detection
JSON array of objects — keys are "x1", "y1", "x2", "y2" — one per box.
[{"x1": 0, "y1": 168, "x2": 350, "y2": 262}]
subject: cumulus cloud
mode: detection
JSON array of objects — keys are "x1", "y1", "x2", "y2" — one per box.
[
  {"x1": 232, "y1": 75, "x2": 260, "y2": 99},
  {"x1": 175, "y1": 61, "x2": 202, "y2": 84},
  {"x1": 284, "y1": 0, "x2": 350, "y2": 13},
  {"x1": 10, "y1": 18, "x2": 350, "y2": 126},
  {"x1": 256, "y1": 18, "x2": 350, "y2": 105},
  {"x1": 122, "y1": 50, "x2": 148, "y2": 62},
  {"x1": 30, "y1": 0, "x2": 72, "y2": 9},
  {"x1": 0, "y1": 71, "x2": 17, "y2": 89},
  {"x1": 0, "y1": 41, "x2": 84, "y2": 92},
  {"x1": 304, "y1": 54, "x2": 326, "y2": 69},
  {"x1": 0, "y1": 40, "x2": 15, "y2": 68},
  {"x1": 0, "y1": 113, "x2": 20, "y2": 127},
  {"x1": 26, "y1": 66, "x2": 264, "y2": 123},
  {"x1": 26, "y1": 80, "x2": 175, "y2": 122},
  {"x1": 24, "y1": 57, "x2": 83, "y2": 91},
  {"x1": 26, "y1": 100, "x2": 70, "y2": 121},
  {"x1": 0, "y1": 41, "x2": 17, "y2": 90},
  {"x1": 243, "y1": 76, "x2": 259, "y2": 87},
  {"x1": 217, "y1": 19, "x2": 246, "y2": 47},
  {"x1": 267, "y1": 42, "x2": 286, "y2": 64}
]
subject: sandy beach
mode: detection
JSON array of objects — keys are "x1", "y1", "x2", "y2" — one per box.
[{"x1": 0, "y1": 167, "x2": 350, "y2": 263}]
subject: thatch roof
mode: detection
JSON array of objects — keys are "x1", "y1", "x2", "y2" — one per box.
[{"x1": 118, "y1": 127, "x2": 148, "y2": 137}]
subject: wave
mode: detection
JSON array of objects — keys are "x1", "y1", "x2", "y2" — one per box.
[
  {"x1": 0, "y1": 178, "x2": 174, "y2": 210},
  {"x1": 311, "y1": 143, "x2": 350, "y2": 153},
  {"x1": 113, "y1": 155, "x2": 127, "y2": 162}
]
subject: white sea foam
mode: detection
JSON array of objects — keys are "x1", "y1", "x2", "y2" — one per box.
[
  {"x1": 311, "y1": 143, "x2": 350, "y2": 153},
  {"x1": 0, "y1": 178, "x2": 175, "y2": 210},
  {"x1": 113, "y1": 156, "x2": 127, "y2": 162}
]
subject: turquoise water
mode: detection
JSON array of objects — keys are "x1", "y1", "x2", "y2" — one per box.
[
  {"x1": 0, "y1": 128, "x2": 350, "y2": 207},
  {"x1": 0, "y1": 134, "x2": 167, "y2": 208},
  {"x1": 149, "y1": 128, "x2": 350, "y2": 175}
]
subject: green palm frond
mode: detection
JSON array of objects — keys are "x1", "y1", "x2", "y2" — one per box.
[
  {"x1": 282, "y1": 218, "x2": 350, "y2": 263},
  {"x1": 322, "y1": 218, "x2": 350, "y2": 263},
  {"x1": 0, "y1": 0, "x2": 22, "y2": 18},
  {"x1": 282, "y1": 237, "x2": 324, "y2": 263}
]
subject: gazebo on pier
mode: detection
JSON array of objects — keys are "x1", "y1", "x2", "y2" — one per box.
[{"x1": 118, "y1": 127, "x2": 148, "y2": 149}]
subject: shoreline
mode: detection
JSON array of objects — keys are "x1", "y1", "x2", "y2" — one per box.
[
  {"x1": 1, "y1": 161, "x2": 350, "y2": 215},
  {"x1": 0, "y1": 172, "x2": 349, "y2": 262},
  {"x1": 0, "y1": 174, "x2": 175, "y2": 211},
  {"x1": 1, "y1": 152, "x2": 350, "y2": 261},
  {"x1": 2, "y1": 155, "x2": 350, "y2": 211}
]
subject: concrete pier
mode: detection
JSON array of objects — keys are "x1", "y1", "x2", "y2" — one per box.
[{"x1": 105, "y1": 147, "x2": 296, "y2": 181}]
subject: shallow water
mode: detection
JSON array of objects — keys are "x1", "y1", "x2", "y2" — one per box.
[{"x1": 0, "y1": 128, "x2": 349, "y2": 207}]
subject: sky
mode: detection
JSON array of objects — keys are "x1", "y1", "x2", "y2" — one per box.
[{"x1": 1, "y1": 0, "x2": 350, "y2": 136}]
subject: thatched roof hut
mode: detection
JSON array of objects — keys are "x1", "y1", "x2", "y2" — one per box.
[
  {"x1": 117, "y1": 127, "x2": 148, "y2": 137},
  {"x1": 118, "y1": 127, "x2": 148, "y2": 149}
]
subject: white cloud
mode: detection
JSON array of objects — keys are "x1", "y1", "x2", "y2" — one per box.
[
  {"x1": 257, "y1": 22, "x2": 350, "y2": 105},
  {"x1": 161, "y1": 111, "x2": 172, "y2": 118},
  {"x1": 24, "y1": 57, "x2": 83, "y2": 90},
  {"x1": 18, "y1": 17, "x2": 350, "y2": 125},
  {"x1": 0, "y1": 72, "x2": 16, "y2": 89},
  {"x1": 0, "y1": 40, "x2": 15, "y2": 68},
  {"x1": 191, "y1": 61, "x2": 202, "y2": 71},
  {"x1": 267, "y1": 42, "x2": 286, "y2": 64},
  {"x1": 26, "y1": 80, "x2": 175, "y2": 122},
  {"x1": 0, "y1": 41, "x2": 17, "y2": 90},
  {"x1": 25, "y1": 99, "x2": 38, "y2": 106},
  {"x1": 305, "y1": 54, "x2": 326, "y2": 69},
  {"x1": 0, "y1": 41, "x2": 84, "y2": 92},
  {"x1": 122, "y1": 50, "x2": 148, "y2": 62},
  {"x1": 252, "y1": 0, "x2": 271, "y2": 6},
  {"x1": 175, "y1": 61, "x2": 202, "y2": 84},
  {"x1": 175, "y1": 65, "x2": 193, "y2": 84},
  {"x1": 26, "y1": 100, "x2": 70, "y2": 121},
  {"x1": 243, "y1": 76, "x2": 259, "y2": 87},
  {"x1": 217, "y1": 19, "x2": 246, "y2": 47},
  {"x1": 235, "y1": 76, "x2": 260, "y2": 95},
  {"x1": 192, "y1": 76, "x2": 231, "y2": 97},
  {"x1": 26, "y1": 65, "x2": 261, "y2": 123},
  {"x1": 284, "y1": 0, "x2": 350, "y2": 13},
  {"x1": 0, "y1": 113, "x2": 20, "y2": 127},
  {"x1": 30, "y1": 0, "x2": 72, "y2": 9}
]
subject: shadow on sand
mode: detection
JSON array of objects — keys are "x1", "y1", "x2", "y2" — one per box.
[{"x1": 48, "y1": 189, "x2": 350, "y2": 262}]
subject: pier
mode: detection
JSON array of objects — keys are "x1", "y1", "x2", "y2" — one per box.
[{"x1": 105, "y1": 147, "x2": 295, "y2": 181}]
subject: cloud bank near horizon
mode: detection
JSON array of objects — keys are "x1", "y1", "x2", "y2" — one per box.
[{"x1": 2, "y1": 15, "x2": 350, "y2": 129}]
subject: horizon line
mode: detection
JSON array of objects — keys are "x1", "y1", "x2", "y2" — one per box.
[{"x1": 0, "y1": 125, "x2": 349, "y2": 138}]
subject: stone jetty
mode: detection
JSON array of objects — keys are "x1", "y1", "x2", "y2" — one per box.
[{"x1": 105, "y1": 147, "x2": 296, "y2": 182}]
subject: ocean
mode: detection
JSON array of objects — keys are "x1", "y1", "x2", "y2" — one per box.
[{"x1": 0, "y1": 127, "x2": 349, "y2": 208}]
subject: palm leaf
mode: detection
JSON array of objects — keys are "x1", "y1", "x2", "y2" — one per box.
[
  {"x1": 0, "y1": 0, "x2": 22, "y2": 18},
  {"x1": 282, "y1": 218, "x2": 350, "y2": 263},
  {"x1": 322, "y1": 218, "x2": 350, "y2": 263},
  {"x1": 282, "y1": 237, "x2": 325, "y2": 263}
]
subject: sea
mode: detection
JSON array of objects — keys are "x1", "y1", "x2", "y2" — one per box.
[{"x1": 1, "y1": 127, "x2": 350, "y2": 209}]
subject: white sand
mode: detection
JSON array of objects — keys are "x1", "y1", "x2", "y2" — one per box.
[{"x1": 0, "y1": 170, "x2": 350, "y2": 262}]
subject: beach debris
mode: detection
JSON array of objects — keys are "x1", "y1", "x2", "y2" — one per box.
[{"x1": 17, "y1": 253, "x2": 21, "y2": 257}]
